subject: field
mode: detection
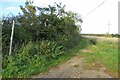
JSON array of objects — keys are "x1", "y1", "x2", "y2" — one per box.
[{"x1": 79, "y1": 36, "x2": 118, "y2": 77}]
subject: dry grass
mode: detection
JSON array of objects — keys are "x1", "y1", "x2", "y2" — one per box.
[{"x1": 83, "y1": 35, "x2": 118, "y2": 42}]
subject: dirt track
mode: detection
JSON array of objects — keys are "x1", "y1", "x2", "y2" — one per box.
[
  {"x1": 33, "y1": 56, "x2": 112, "y2": 78},
  {"x1": 33, "y1": 36, "x2": 118, "y2": 78}
]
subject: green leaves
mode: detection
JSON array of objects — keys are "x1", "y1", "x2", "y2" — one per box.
[
  {"x1": 18, "y1": 1, "x2": 83, "y2": 41},
  {"x1": 2, "y1": 1, "x2": 83, "y2": 78},
  {"x1": 2, "y1": 40, "x2": 65, "y2": 78}
]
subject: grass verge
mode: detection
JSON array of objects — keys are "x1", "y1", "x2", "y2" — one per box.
[{"x1": 79, "y1": 38, "x2": 118, "y2": 77}]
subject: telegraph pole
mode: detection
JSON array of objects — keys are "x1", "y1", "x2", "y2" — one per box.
[
  {"x1": 108, "y1": 21, "x2": 111, "y2": 34},
  {"x1": 9, "y1": 20, "x2": 15, "y2": 55}
]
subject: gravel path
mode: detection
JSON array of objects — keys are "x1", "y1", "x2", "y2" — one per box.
[{"x1": 33, "y1": 56, "x2": 112, "y2": 78}]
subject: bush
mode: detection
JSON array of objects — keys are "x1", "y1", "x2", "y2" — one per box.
[
  {"x1": 2, "y1": 1, "x2": 82, "y2": 78},
  {"x1": 90, "y1": 38, "x2": 96, "y2": 45},
  {"x1": 2, "y1": 40, "x2": 64, "y2": 78}
]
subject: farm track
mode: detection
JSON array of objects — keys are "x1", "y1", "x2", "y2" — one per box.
[
  {"x1": 33, "y1": 56, "x2": 112, "y2": 78},
  {"x1": 33, "y1": 35, "x2": 118, "y2": 78}
]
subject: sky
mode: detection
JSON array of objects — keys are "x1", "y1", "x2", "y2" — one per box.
[{"x1": 0, "y1": 0, "x2": 119, "y2": 34}]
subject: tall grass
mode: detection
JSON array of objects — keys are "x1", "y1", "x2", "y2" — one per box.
[
  {"x1": 2, "y1": 40, "x2": 65, "y2": 78},
  {"x1": 79, "y1": 38, "x2": 118, "y2": 77}
]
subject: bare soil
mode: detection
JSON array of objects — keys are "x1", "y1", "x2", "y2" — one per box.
[{"x1": 33, "y1": 56, "x2": 112, "y2": 78}]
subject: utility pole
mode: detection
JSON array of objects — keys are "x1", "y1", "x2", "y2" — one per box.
[
  {"x1": 9, "y1": 20, "x2": 15, "y2": 55},
  {"x1": 108, "y1": 21, "x2": 111, "y2": 34}
]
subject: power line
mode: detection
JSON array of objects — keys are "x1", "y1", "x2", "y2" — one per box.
[{"x1": 84, "y1": 0, "x2": 108, "y2": 18}]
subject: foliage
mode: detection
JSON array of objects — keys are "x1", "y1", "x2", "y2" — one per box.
[
  {"x1": 2, "y1": 1, "x2": 82, "y2": 55},
  {"x1": 2, "y1": 40, "x2": 64, "y2": 78},
  {"x1": 89, "y1": 38, "x2": 96, "y2": 45},
  {"x1": 2, "y1": 1, "x2": 83, "y2": 78}
]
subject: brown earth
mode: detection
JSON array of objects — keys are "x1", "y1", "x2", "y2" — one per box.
[{"x1": 33, "y1": 56, "x2": 112, "y2": 78}]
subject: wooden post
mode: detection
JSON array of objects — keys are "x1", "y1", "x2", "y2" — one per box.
[{"x1": 9, "y1": 20, "x2": 15, "y2": 55}]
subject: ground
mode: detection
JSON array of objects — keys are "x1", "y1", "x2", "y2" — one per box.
[
  {"x1": 33, "y1": 56, "x2": 112, "y2": 78},
  {"x1": 32, "y1": 36, "x2": 118, "y2": 78}
]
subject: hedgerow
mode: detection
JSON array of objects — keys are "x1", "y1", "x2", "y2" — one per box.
[{"x1": 2, "y1": 1, "x2": 82, "y2": 78}]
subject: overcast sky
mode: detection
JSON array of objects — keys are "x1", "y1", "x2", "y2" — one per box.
[{"x1": 0, "y1": 0, "x2": 119, "y2": 34}]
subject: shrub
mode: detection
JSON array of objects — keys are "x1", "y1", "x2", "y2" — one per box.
[
  {"x1": 2, "y1": 40, "x2": 64, "y2": 78},
  {"x1": 90, "y1": 38, "x2": 96, "y2": 45},
  {"x1": 2, "y1": 1, "x2": 82, "y2": 78}
]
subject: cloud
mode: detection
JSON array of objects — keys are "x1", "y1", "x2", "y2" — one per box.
[
  {"x1": 33, "y1": 0, "x2": 63, "y2": 7},
  {"x1": 0, "y1": 0, "x2": 25, "y2": 2},
  {"x1": 6, "y1": 7, "x2": 20, "y2": 11},
  {"x1": 4, "y1": 7, "x2": 22, "y2": 16}
]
